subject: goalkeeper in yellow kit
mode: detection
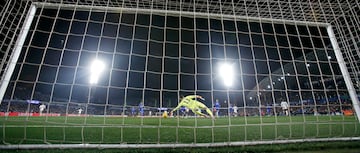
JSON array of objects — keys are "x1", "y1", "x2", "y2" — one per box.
[{"x1": 171, "y1": 95, "x2": 214, "y2": 118}]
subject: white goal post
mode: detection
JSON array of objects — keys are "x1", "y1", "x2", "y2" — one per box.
[{"x1": 326, "y1": 25, "x2": 360, "y2": 121}]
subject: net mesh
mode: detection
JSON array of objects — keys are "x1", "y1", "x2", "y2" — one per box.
[{"x1": 0, "y1": 0, "x2": 359, "y2": 147}]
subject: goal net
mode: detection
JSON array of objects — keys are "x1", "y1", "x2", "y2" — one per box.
[{"x1": 0, "y1": 0, "x2": 359, "y2": 149}]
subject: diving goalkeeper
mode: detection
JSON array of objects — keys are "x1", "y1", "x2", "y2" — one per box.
[{"x1": 171, "y1": 95, "x2": 214, "y2": 118}]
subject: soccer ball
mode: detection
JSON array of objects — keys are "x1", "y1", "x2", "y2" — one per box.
[{"x1": 162, "y1": 111, "x2": 168, "y2": 118}]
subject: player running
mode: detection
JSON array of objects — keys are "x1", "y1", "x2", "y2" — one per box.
[
  {"x1": 171, "y1": 95, "x2": 214, "y2": 118},
  {"x1": 39, "y1": 104, "x2": 46, "y2": 116},
  {"x1": 281, "y1": 101, "x2": 289, "y2": 116}
]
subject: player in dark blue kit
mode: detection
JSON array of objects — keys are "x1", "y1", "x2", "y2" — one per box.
[
  {"x1": 214, "y1": 99, "x2": 221, "y2": 117},
  {"x1": 131, "y1": 106, "x2": 136, "y2": 116},
  {"x1": 139, "y1": 102, "x2": 144, "y2": 116}
]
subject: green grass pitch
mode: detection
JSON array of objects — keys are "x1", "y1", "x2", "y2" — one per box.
[{"x1": 0, "y1": 115, "x2": 359, "y2": 145}]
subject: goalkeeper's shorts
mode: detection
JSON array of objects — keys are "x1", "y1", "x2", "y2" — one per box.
[{"x1": 162, "y1": 111, "x2": 168, "y2": 118}]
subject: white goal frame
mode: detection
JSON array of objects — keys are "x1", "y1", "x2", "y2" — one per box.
[
  {"x1": 0, "y1": 1, "x2": 359, "y2": 149},
  {"x1": 3, "y1": 2, "x2": 359, "y2": 120}
]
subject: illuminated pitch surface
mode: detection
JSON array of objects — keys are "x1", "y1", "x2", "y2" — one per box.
[{"x1": 1, "y1": 116, "x2": 358, "y2": 144}]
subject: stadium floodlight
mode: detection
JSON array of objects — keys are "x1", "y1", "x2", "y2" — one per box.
[
  {"x1": 218, "y1": 62, "x2": 234, "y2": 87},
  {"x1": 89, "y1": 59, "x2": 105, "y2": 84}
]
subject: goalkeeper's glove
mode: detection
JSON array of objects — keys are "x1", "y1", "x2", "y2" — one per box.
[{"x1": 196, "y1": 95, "x2": 205, "y2": 100}]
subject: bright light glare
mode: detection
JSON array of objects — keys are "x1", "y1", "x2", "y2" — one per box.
[
  {"x1": 219, "y1": 63, "x2": 234, "y2": 87},
  {"x1": 89, "y1": 59, "x2": 105, "y2": 84}
]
